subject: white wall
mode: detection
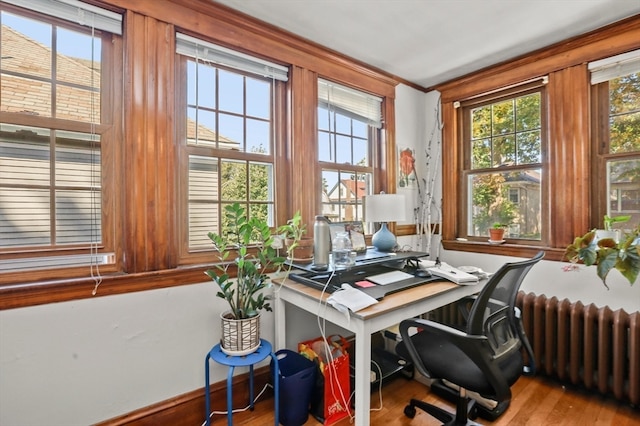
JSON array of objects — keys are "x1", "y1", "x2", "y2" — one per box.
[
  {"x1": 0, "y1": 282, "x2": 277, "y2": 425},
  {"x1": 0, "y1": 83, "x2": 637, "y2": 426},
  {"x1": 442, "y1": 247, "x2": 640, "y2": 312}
]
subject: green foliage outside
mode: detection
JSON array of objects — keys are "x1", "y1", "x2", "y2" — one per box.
[
  {"x1": 609, "y1": 73, "x2": 640, "y2": 155},
  {"x1": 220, "y1": 145, "x2": 272, "y2": 236},
  {"x1": 608, "y1": 73, "x2": 640, "y2": 217},
  {"x1": 469, "y1": 93, "x2": 540, "y2": 237},
  {"x1": 471, "y1": 173, "x2": 518, "y2": 235}
]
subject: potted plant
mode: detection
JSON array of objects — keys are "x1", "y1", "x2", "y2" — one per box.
[
  {"x1": 489, "y1": 222, "x2": 508, "y2": 242},
  {"x1": 596, "y1": 214, "x2": 632, "y2": 242},
  {"x1": 281, "y1": 212, "x2": 314, "y2": 263},
  {"x1": 205, "y1": 203, "x2": 301, "y2": 355},
  {"x1": 564, "y1": 221, "x2": 640, "y2": 289}
]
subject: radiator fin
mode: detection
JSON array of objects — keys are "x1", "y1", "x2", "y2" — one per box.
[{"x1": 517, "y1": 292, "x2": 639, "y2": 405}]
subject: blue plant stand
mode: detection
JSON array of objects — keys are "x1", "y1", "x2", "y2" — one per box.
[{"x1": 205, "y1": 339, "x2": 279, "y2": 425}]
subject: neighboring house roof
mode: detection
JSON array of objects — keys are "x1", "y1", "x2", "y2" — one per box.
[
  {"x1": 327, "y1": 179, "x2": 367, "y2": 200},
  {"x1": 505, "y1": 169, "x2": 541, "y2": 185},
  {"x1": 1, "y1": 24, "x2": 234, "y2": 146}
]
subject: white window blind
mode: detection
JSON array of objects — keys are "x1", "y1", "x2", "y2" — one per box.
[
  {"x1": 589, "y1": 49, "x2": 640, "y2": 84},
  {"x1": 318, "y1": 79, "x2": 383, "y2": 128},
  {"x1": 176, "y1": 33, "x2": 288, "y2": 82},
  {"x1": 1, "y1": 0, "x2": 122, "y2": 34}
]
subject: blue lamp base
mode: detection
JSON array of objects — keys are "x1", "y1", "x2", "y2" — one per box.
[{"x1": 371, "y1": 223, "x2": 396, "y2": 252}]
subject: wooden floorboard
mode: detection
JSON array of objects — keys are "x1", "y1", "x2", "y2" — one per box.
[{"x1": 227, "y1": 375, "x2": 640, "y2": 425}]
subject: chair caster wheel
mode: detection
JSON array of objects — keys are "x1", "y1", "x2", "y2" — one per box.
[{"x1": 404, "y1": 404, "x2": 416, "y2": 418}]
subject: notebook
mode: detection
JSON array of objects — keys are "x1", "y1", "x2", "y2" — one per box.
[{"x1": 366, "y1": 270, "x2": 415, "y2": 285}]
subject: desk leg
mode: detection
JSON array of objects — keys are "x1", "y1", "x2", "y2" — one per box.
[
  {"x1": 274, "y1": 290, "x2": 286, "y2": 350},
  {"x1": 353, "y1": 323, "x2": 371, "y2": 426},
  {"x1": 205, "y1": 354, "x2": 211, "y2": 426},
  {"x1": 227, "y1": 366, "x2": 235, "y2": 425}
]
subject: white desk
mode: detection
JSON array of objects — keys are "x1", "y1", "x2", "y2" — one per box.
[{"x1": 274, "y1": 277, "x2": 487, "y2": 426}]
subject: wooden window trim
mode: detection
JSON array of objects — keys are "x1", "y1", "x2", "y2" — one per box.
[
  {"x1": 0, "y1": 1, "x2": 397, "y2": 310},
  {"x1": 0, "y1": 4, "x2": 124, "y2": 282},
  {"x1": 440, "y1": 16, "x2": 640, "y2": 261},
  {"x1": 458, "y1": 84, "x2": 546, "y2": 245}
]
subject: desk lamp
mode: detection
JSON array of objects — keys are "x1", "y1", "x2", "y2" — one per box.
[{"x1": 364, "y1": 192, "x2": 407, "y2": 252}]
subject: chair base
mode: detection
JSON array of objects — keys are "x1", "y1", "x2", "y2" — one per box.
[
  {"x1": 404, "y1": 396, "x2": 482, "y2": 426},
  {"x1": 430, "y1": 380, "x2": 510, "y2": 421}
]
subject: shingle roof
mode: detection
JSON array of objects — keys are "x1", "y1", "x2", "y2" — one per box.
[{"x1": 1, "y1": 24, "x2": 233, "y2": 145}]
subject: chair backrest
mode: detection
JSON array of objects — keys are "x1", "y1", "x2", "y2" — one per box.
[{"x1": 466, "y1": 251, "x2": 544, "y2": 358}]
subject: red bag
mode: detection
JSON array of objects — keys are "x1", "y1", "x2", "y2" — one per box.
[{"x1": 299, "y1": 335, "x2": 351, "y2": 425}]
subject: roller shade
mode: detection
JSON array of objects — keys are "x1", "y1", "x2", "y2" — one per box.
[
  {"x1": 1, "y1": 0, "x2": 122, "y2": 34},
  {"x1": 589, "y1": 49, "x2": 640, "y2": 84},
  {"x1": 318, "y1": 79, "x2": 383, "y2": 128},
  {"x1": 176, "y1": 32, "x2": 288, "y2": 82}
]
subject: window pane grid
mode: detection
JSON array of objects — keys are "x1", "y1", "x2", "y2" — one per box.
[
  {"x1": 183, "y1": 51, "x2": 276, "y2": 251},
  {"x1": 598, "y1": 71, "x2": 640, "y2": 226},
  {"x1": 1, "y1": 123, "x2": 102, "y2": 249},
  {"x1": 465, "y1": 90, "x2": 543, "y2": 241},
  {"x1": 470, "y1": 93, "x2": 541, "y2": 169},
  {"x1": 318, "y1": 106, "x2": 369, "y2": 165},
  {"x1": 321, "y1": 169, "x2": 371, "y2": 222},
  {"x1": 467, "y1": 169, "x2": 541, "y2": 240},
  {"x1": 1, "y1": 11, "x2": 102, "y2": 123}
]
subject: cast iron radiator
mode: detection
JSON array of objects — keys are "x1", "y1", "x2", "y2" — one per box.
[{"x1": 425, "y1": 292, "x2": 640, "y2": 405}]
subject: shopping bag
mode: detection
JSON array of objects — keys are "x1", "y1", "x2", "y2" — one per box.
[{"x1": 299, "y1": 335, "x2": 351, "y2": 425}]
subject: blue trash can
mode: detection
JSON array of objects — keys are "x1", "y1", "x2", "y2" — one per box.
[{"x1": 271, "y1": 349, "x2": 317, "y2": 426}]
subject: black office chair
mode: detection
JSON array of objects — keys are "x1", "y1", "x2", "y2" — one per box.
[{"x1": 396, "y1": 252, "x2": 544, "y2": 425}]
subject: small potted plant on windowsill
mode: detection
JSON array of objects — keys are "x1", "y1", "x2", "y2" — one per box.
[
  {"x1": 205, "y1": 203, "x2": 301, "y2": 355},
  {"x1": 564, "y1": 219, "x2": 640, "y2": 289},
  {"x1": 489, "y1": 222, "x2": 508, "y2": 243}
]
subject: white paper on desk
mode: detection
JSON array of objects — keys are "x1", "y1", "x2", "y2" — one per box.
[
  {"x1": 426, "y1": 262, "x2": 479, "y2": 285},
  {"x1": 327, "y1": 284, "x2": 378, "y2": 313}
]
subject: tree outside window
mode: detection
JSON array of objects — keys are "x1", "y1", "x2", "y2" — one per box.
[
  {"x1": 463, "y1": 89, "x2": 543, "y2": 240},
  {"x1": 593, "y1": 70, "x2": 640, "y2": 228}
]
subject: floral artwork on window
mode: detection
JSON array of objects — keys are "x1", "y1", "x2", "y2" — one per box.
[{"x1": 398, "y1": 147, "x2": 417, "y2": 188}]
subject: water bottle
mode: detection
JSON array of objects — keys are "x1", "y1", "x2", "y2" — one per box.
[
  {"x1": 332, "y1": 231, "x2": 353, "y2": 269},
  {"x1": 313, "y1": 215, "x2": 330, "y2": 268}
]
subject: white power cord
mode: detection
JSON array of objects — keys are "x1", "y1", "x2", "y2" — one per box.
[{"x1": 201, "y1": 382, "x2": 273, "y2": 426}]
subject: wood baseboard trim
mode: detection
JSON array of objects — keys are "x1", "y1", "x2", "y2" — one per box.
[{"x1": 95, "y1": 366, "x2": 272, "y2": 426}]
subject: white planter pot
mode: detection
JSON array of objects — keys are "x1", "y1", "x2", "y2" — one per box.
[
  {"x1": 220, "y1": 311, "x2": 261, "y2": 356},
  {"x1": 594, "y1": 229, "x2": 619, "y2": 244}
]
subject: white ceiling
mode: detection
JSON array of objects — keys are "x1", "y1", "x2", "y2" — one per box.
[{"x1": 213, "y1": 0, "x2": 640, "y2": 88}]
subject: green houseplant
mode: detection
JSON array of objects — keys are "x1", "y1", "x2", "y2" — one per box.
[
  {"x1": 564, "y1": 220, "x2": 640, "y2": 289},
  {"x1": 280, "y1": 212, "x2": 314, "y2": 262},
  {"x1": 489, "y1": 222, "x2": 508, "y2": 242},
  {"x1": 205, "y1": 203, "x2": 301, "y2": 354}
]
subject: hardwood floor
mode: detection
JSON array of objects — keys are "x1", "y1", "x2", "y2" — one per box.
[{"x1": 228, "y1": 375, "x2": 639, "y2": 425}]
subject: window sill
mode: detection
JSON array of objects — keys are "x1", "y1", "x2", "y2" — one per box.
[
  {"x1": 0, "y1": 265, "x2": 213, "y2": 310},
  {"x1": 442, "y1": 239, "x2": 566, "y2": 262}
]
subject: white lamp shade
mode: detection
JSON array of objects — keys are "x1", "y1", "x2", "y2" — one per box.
[{"x1": 363, "y1": 193, "x2": 408, "y2": 223}]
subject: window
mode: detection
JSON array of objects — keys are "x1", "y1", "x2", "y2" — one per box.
[
  {"x1": 176, "y1": 33, "x2": 288, "y2": 255},
  {"x1": 590, "y1": 50, "x2": 640, "y2": 229},
  {"x1": 460, "y1": 84, "x2": 544, "y2": 241},
  {"x1": 318, "y1": 79, "x2": 382, "y2": 223},
  {"x1": 0, "y1": 1, "x2": 122, "y2": 273}
]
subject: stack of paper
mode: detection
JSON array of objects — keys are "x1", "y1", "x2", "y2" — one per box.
[{"x1": 427, "y1": 265, "x2": 479, "y2": 285}]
